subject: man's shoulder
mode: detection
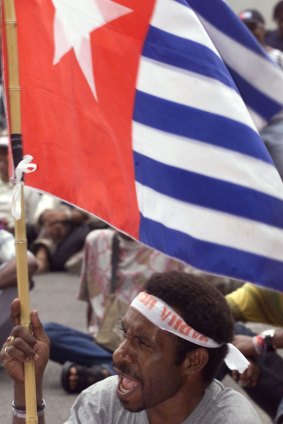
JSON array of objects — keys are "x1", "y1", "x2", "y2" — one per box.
[
  {"x1": 67, "y1": 376, "x2": 119, "y2": 422},
  {"x1": 194, "y1": 380, "x2": 261, "y2": 424},
  {"x1": 67, "y1": 376, "x2": 148, "y2": 424}
]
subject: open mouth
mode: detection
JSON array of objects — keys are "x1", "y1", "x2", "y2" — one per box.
[{"x1": 117, "y1": 374, "x2": 140, "y2": 399}]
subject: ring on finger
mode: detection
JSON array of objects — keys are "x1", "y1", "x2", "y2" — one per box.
[
  {"x1": 4, "y1": 345, "x2": 11, "y2": 357},
  {"x1": 6, "y1": 336, "x2": 15, "y2": 346}
]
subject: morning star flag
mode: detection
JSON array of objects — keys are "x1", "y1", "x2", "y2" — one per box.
[
  {"x1": 3, "y1": 0, "x2": 283, "y2": 291},
  {"x1": 188, "y1": 0, "x2": 283, "y2": 130}
]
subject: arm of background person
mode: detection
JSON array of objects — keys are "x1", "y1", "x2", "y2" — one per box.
[
  {"x1": 0, "y1": 253, "x2": 38, "y2": 289},
  {"x1": 230, "y1": 330, "x2": 283, "y2": 387},
  {"x1": 233, "y1": 330, "x2": 283, "y2": 357},
  {"x1": 39, "y1": 206, "x2": 89, "y2": 227}
]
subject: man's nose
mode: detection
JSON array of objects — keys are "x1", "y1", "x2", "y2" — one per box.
[{"x1": 113, "y1": 337, "x2": 135, "y2": 363}]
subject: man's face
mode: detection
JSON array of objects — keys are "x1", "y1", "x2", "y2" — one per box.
[
  {"x1": 112, "y1": 307, "x2": 186, "y2": 413},
  {"x1": 245, "y1": 21, "x2": 265, "y2": 44},
  {"x1": 252, "y1": 22, "x2": 265, "y2": 44}
]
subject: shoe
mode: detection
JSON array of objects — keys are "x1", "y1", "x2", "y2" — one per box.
[{"x1": 61, "y1": 361, "x2": 110, "y2": 394}]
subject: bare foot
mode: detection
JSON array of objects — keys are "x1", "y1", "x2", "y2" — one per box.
[{"x1": 35, "y1": 246, "x2": 50, "y2": 273}]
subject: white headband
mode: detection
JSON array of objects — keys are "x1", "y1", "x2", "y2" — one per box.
[{"x1": 130, "y1": 292, "x2": 249, "y2": 373}]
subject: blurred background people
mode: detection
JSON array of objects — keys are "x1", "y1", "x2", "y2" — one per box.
[
  {"x1": 239, "y1": 8, "x2": 283, "y2": 67},
  {"x1": 30, "y1": 194, "x2": 94, "y2": 273},
  {"x1": 239, "y1": 8, "x2": 283, "y2": 180},
  {"x1": 266, "y1": 1, "x2": 283, "y2": 51},
  {"x1": 218, "y1": 283, "x2": 283, "y2": 424}
]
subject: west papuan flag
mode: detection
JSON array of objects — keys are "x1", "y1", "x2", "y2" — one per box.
[{"x1": 3, "y1": 0, "x2": 283, "y2": 291}]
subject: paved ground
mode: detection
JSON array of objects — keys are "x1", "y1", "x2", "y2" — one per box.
[{"x1": 0, "y1": 272, "x2": 274, "y2": 423}]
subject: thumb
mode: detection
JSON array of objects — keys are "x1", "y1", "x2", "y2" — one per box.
[
  {"x1": 10, "y1": 298, "x2": 21, "y2": 326},
  {"x1": 30, "y1": 310, "x2": 49, "y2": 343}
]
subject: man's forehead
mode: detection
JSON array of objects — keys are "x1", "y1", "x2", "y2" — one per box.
[
  {"x1": 124, "y1": 307, "x2": 155, "y2": 325},
  {"x1": 123, "y1": 307, "x2": 161, "y2": 335},
  {"x1": 123, "y1": 308, "x2": 177, "y2": 349}
]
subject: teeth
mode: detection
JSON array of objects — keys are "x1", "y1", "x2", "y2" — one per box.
[{"x1": 119, "y1": 384, "x2": 131, "y2": 394}]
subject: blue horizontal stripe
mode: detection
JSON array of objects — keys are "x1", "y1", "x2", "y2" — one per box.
[
  {"x1": 134, "y1": 152, "x2": 283, "y2": 228},
  {"x1": 139, "y1": 216, "x2": 283, "y2": 291},
  {"x1": 227, "y1": 67, "x2": 282, "y2": 121},
  {"x1": 143, "y1": 25, "x2": 236, "y2": 91},
  {"x1": 186, "y1": 0, "x2": 270, "y2": 58},
  {"x1": 133, "y1": 91, "x2": 272, "y2": 163}
]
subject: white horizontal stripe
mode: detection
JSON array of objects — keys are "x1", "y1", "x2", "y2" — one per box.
[
  {"x1": 151, "y1": 0, "x2": 220, "y2": 56},
  {"x1": 137, "y1": 57, "x2": 256, "y2": 130},
  {"x1": 247, "y1": 108, "x2": 267, "y2": 131},
  {"x1": 133, "y1": 122, "x2": 283, "y2": 201},
  {"x1": 136, "y1": 182, "x2": 283, "y2": 262},
  {"x1": 197, "y1": 16, "x2": 283, "y2": 105}
]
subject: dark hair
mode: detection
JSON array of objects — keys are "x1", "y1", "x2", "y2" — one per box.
[
  {"x1": 239, "y1": 9, "x2": 265, "y2": 25},
  {"x1": 274, "y1": 1, "x2": 283, "y2": 20},
  {"x1": 145, "y1": 271, "x2": 234, "y2": 383}
]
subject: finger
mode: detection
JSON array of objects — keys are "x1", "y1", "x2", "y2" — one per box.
[
  {"x1": 240, "y1": 370, "x2": 256, "y2": 387},
  {"x1": 30, "y1": 310, "x2": 50, "y2": 345},
  {"x1": 0, "y1": 344, "x2": 12, "y2": 364},
  {"x1": 10, "y1": 298, "x2": 21, "y2": 326},
  {"x1": 4, "y1": 340, "x2": 36, "y2": 363},
  {"x1": 12, "y1": 325, "x2": 37, "y2": 348},
  {"x1": 4, "y1": 345, "x2": 36, "y2": 362}
]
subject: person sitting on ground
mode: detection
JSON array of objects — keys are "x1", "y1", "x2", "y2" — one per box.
[
  {"x1": 222, "y1": 283, "x2": 283, "y2": 424},
  {"x1": 31, "y1": 194, "x2": 96, "y2": 273},
  {"x1": 265, "y1": 1, "x2": 283, "y2": 52},
  {"x1": 0, "y1": 271, "x2": 261, "y2": 424},
  {"x1": 0, "y1": 229, "x2": 38, "y2": 348},
  {"x1": 44, "y1": 228, "x2": 187, "y2": 393}
]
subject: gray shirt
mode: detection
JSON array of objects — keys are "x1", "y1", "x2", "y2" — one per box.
[{"x1": 65, "y1": 376, "x2": 261, "y2": 424}]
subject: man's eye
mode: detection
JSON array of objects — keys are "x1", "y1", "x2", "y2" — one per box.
[
  {"x1": 119, "y1": 325, "x2": 127, "y2": 337},
  {"x1": 136, "y1": 337, "x2": 149, "y2": 347}
]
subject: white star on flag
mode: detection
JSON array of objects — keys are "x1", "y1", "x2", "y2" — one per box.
[{"x1": 52, "y1": 0, "x2": 132, "y2": 99}]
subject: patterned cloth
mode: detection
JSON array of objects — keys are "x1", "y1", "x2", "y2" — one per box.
[{"x1": 78, "y1": 229, "x2": 186, "y2": 338}]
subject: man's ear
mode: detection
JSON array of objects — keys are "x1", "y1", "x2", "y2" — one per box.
[{"x1": 182, "y1": 348, "x2": 209, "y2": 375}]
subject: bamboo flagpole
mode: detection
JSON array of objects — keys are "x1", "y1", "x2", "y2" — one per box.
[{"x1": 3, "y1": 1, "x2": 38, "y2": 423}]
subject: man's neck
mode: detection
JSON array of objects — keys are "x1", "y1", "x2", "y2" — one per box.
[{"x1": 146, "y1": 380, "x2": 208, "y2": 424}]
